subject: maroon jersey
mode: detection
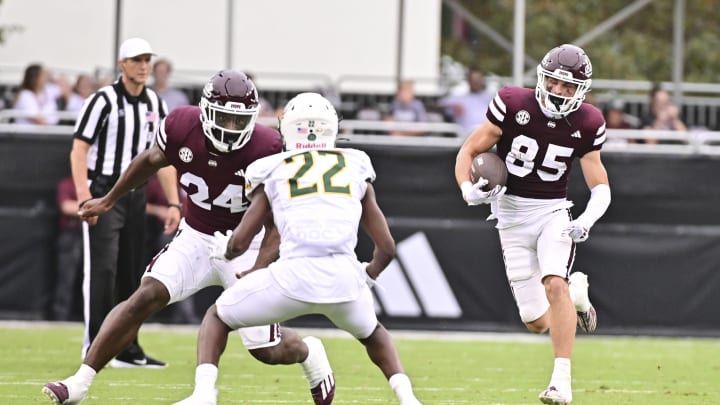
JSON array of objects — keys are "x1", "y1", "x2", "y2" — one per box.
[
  {"x1": 486, "y1": 87, "x2": 606, "y2": 199},
  {"x1": 157, "y1": 105, "x2": 282, "y2": 234}
]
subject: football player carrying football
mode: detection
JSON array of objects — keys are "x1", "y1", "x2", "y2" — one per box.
[
  {"x1": 173, "y1": 93, "x2": 423, "y2": 405},
  {"x1": 455, "y1": 44, "x2": 610, "y2": 405},
  {"x1": 43, "y1": 70, "x2": 334, "y2": 405}
]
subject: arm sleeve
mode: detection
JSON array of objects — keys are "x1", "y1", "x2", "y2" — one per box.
[{"x1": 575, "y1": 183, "x2": 611, "y2": 229}]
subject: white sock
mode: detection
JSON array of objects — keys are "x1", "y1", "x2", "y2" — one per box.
[
  {"x1": 570, "y1": 290, "x2": 590, "y2": 312},
  {"x1": 72, "y1": 364, "x2": 97, "y2": 386},
  {"x1": 389, "y1": 373, "x2": 417, "y2": 402},
  {"x1": 550, "y1": 357, "x2": 571, "y2": 390},
  {"x1": 569, "y1": 275, "x2": 591, "y2": 312},
  {"x1": 300, "y1": 337, "x2": 330, "y2": 388},
  {"x1": 193, "y1": 363, "x2": 218, "y2": 395}
]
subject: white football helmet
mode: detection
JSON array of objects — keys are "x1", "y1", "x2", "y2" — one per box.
[
  {"x1": 535, "y1": 44, "x2": 593, "y2": 118},
  {"x1": 279, "y1": 92, "x2": 338, "y2": 151},
  {"x1": 199, "y1": 70, "x2": 260, "y2": 153}
]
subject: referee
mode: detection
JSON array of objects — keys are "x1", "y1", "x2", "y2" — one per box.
[{"x1": 70, "y1": 37, "x2": 180, "y2": 368}]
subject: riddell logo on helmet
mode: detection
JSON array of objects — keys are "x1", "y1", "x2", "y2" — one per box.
[
  {"x1": 227, "y1": 102, "x2": 247, "y2": 110},
  {"x1": 296, "y1": 142, "x2": 326, "y2": 149},
  {"x1": 553, "y1": 69, "x2": 572, "y2": 79}
]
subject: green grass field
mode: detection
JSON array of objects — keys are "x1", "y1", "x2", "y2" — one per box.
[{"x1": 2, "y1": 322, "x2": 719, "y2": 404}]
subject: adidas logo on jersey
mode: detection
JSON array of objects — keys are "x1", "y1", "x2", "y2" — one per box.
[
  {"x1": 235, "y1": 169, "x2": 245, "y2": 177},
  {"x1": 570, "y1": 130, "x2": 581, "y2": 138}
]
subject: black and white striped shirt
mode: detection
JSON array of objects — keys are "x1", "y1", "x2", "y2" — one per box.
[{"x1": 74, "y1": 79, "x2": 167, "y2": 179}]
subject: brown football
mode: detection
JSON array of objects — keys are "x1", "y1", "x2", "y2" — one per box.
[{"x1": 471, "y1": 152, "x2": 508, "y2": 191}]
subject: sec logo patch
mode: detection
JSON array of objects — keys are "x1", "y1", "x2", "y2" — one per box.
[
  {"x1": 515, "y1": 110, "x2": 530, "y2": 125},
  {"x1": 179, "y1": 147, "x2": 193, "y2": 163}
]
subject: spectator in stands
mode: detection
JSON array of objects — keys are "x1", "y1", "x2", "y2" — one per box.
[
  {"x1": 385, "y1": 79, "x2": 427, "y2": 136},
  {"x1": 641, "y1": 85, "x2": 687, "y2": 144},
  {"x1": 45, "y1": 70, "x2": 63, "y2": 106},
  {"x1": 583, "y1": 92, "x2": 598, "y2": 107},
  {"x1": 604, "y1": 99, "x2": 638, "y2": 130},
  {"x1": 51, "y1": 176, "x2": 84, "y2": 321},
  {"x1": 440, "y1": 67, "x2": 493, "y2": 136},
  {"x1": 67, "y1": 74, "x2": 95, "y2": 113},
  {"x1": 55, "y1": 74, "x2": 95, "y2": 126},
  {"x1": 642, "y1": 86, "x2": 687, "y2": 131},
  {"x1": 54, "y1": 75, "x2": 72, "y2": 112},
  {"x1": 13, "y1": 63, "x2": 59, "y2": 125},
  {"x1": 53, "y1": 75, "x2": 75, "y2": 126},
  {"x1": 355, "y1": 99, "x2": 384, "y2": 121},
  {"x1": 152, "y1": 59, "x2": 189, "y2": 112},
  {"x1": 245, "y1": 72, "x2": 276, "y2": 118},
  {"x1": 603, "y1": 99, "x2": 642, "y2": 145},
  {"x1": 95, "y1": 75, "x2": 114, "y2": 89}
]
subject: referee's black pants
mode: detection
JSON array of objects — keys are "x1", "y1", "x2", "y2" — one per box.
[{"x1": 82, "y1": 188, "x2": 147, "y2": 358}]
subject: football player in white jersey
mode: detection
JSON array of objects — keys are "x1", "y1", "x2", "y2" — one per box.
[
  {"x1": 455, "y1": 44, "x2": 610, "y2": 405},
  {"x1": 173, "y1": 93, "x2": 422, "y2": 405},
  {"x1": 42, "y1": 71, "x2": 334, "y2": 405}
]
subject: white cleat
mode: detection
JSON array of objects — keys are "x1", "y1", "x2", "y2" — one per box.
[
  {"x1": 539, "y1": 385, "x2": 572, "y2": 405},
  {"x1": 301, "y1": 336, "x2": 335, "y2": 405},
  {"x1": 171, "y1": 389, "x2": 217, "y2": 405},
  {"x1": 569, "y1": 271, "x2": 597, "y2": 333}
]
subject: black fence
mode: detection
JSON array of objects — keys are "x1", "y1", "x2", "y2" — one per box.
[{"x1": 2, "y1": 132, "x2": 720, "y2": 336}]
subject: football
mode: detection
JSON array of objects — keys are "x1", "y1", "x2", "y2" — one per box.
[{"x1": 471, "y1": 152, "x2": 508, "y2": 191}]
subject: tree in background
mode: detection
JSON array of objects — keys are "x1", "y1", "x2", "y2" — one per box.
[{"x1": 442, "y1": 0, "x2": 720, "y2": 84}]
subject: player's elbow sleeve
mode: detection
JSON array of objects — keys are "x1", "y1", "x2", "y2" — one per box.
[
  {"x1": 578, "y1": 184, "x2": 611, "y2": 228},
  {"x1": 590, "y1": 183, "x2": 611, "y2": 207}
]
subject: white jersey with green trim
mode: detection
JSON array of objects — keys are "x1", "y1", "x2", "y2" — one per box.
[{"x1": 245, "y1": 147, "x2": 376, "y2": 259}]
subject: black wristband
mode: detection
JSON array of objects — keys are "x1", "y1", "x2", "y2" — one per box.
[
  {"x1": 168, "y1": 203, "x2": 183, "y2": 211},
  {"x1": 79, "y1": 198, "x2": 93, "y2": 209}
]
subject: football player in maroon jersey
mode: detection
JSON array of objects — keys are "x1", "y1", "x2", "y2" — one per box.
[
  {"x1": 455, "y1": 44, "x2": 610, "y2": 405},
  {"x1": 43, "y1": 70, "x2": 335, "y2": 405},
  {"x1": 175, "y1": 92, "x2": 423, "y2": 405}
]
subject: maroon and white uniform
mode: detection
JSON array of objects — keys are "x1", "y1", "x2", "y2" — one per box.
[
  {"x1": 143, "y1": 105, "x2": 283, "y2": 349},
  {"x1": 486, "y1": 87, "x2": 606, "y2": 322},
  {"x1": 486, "y1": 86, "x2": 606, "y2": 229},
  {"x1": 159, "y1": 105, "x2": 282, "y2": 235}
]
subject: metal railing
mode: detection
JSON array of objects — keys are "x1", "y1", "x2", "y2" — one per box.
[
  {"x1": 2, "y1": 117, "x2": 720, "y2": 156},
  {"x1": 0, "y1": 109, "x2": 80, "y2": 125}
]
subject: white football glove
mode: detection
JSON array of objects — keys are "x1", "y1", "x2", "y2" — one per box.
[
  {"x1": 461, "y1": 179, "x2": 506, "y2": 206},
  {"x1": 360, "y1": 262, "x2": 378, "y2": 288},
  {"x1": 562, "y1": 221, "x2": 590, "y2": 243},
  {"x1": 360, "y1": 261, "x2": 387, "y2": 291},
  {"x1": 208, "y1": 230, "x2": 233, "y2": 261}
]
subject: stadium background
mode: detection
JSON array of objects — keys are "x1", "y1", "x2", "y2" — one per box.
[{"x1": 1, "y1": 0, "x2": 719, "y2": 337}]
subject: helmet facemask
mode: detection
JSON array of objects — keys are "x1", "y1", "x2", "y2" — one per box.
[
  {"x1": 279, "y1": 93, "x2": 338, "y2": 151},
  {"x1": 535, "y1": 66, "x2": 591, "y2": 119},
  {"x1": 534, "y1": 44, "x2": 593, "y2": 119},
  {"x1": 200, "y1": 97, "x2": 259, "y2": 153},
  {"x1": 198, "y1": 70, "x2": 260, "y2": 153}
]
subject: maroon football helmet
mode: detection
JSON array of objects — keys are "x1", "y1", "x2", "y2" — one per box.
[
  {"x1": 199, "y1": 70, "x2": 260, "y2": 152},
  {"x1": 535, "y1": 44, "x2": 593, "y2": 118}
]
